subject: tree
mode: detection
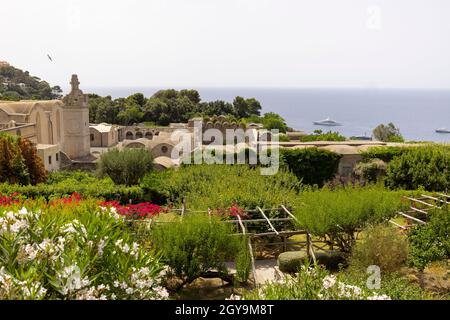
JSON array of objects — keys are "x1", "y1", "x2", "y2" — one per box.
[
  {"x1": 373, "y1": 123, "x2": 404, "y2": 142},
  {"x1": 116, "y1": 104, "x2": 144, "y2": 126},
  {"x1": 233, "y1": 96, "x2": 262, "y2": 118},
  {"x1": 0, "y1": 134, "x2": 47, "y2": 185},
  {"x1": 180, "y1": 89, "x2": 201, "y2": 104},
  {"x1": 197, "y1": 100, "x2": 235, "y2": 117},
  {"x1": 126, "y1": 92, "x2": 146, "y2": 108},
  {"x1": 261, "y1": 112, "x2": 288, "y2": 132},
  {"x1": 97, "y1": 148, "x2": 154, "y2": 186}
]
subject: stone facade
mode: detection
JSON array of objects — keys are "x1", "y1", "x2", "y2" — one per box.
[
  {"x1": 0, "y1": 74, "x2": 92, "y2": 170},
  {"x1": 61, "y1": 75, "x2": 91, "y2": 159}
]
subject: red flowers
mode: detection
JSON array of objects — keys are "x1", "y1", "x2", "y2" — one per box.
[
  {"x1": 229, "y1": 204, "x2": 246, "y2": 218},
  {"x1": 212, "y1": 204, "x2": 248, "y2": 220},
  {"x1": 0, "y1": 192, "x2": 20, "y2": 206},
  {"x1": 49, "y1": 192, "x2": 81, "y2": 207},
  {"x1": 100, "y1": 201, "x2": 163, "y2": 219}
]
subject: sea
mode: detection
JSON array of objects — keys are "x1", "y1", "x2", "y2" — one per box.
[{"x1": 83, "y1": 87, "x2": 450, "y2": 143}]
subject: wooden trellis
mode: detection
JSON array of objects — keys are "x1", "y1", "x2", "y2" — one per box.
[
  {"x1": 134, "y1": 203, "x2": 322, "y2": 286},
  {"x1": 389, "y1": 193, "x2": 449, "y2": 230}
]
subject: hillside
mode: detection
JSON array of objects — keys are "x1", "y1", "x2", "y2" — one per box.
[{"x1": 0, "y1": 62, "x2": 62, "y2": 101}]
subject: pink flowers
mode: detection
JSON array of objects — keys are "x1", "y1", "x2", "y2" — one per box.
[{"x1": 99, "y1": 201, "x2": 163, "y2": 219}]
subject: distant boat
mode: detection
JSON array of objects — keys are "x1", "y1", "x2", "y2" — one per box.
[
  {"x1": 351, "y1": 135, "x2": 372, "y2": 141},
  {"x1": 436, "y1": 128, "x2": 450, "y2": 134},
  {"x1": 313, "y1": 117, "x2": 342, "y2": 126}
]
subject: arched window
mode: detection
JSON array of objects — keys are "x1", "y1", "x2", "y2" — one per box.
[
  {"x1": 145, "y1": 132, "x2": 153, "y2": 139},
  {"x1": 125, "y1": 131, "x2": 134, "y2": 140},
  {"x1": 90, "y1": 133, "x2": 95, "y2": 141},
  {"x1": 135, "y1": 131, "x2": 143, "y2": 139}
]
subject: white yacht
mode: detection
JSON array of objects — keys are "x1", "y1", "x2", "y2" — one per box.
[
  {"x1": 436, "y1": 128, "x2": 450, "y2": 134},
  {"x1": 313, "y1": 117, "x2": 342, "y2": 126}
]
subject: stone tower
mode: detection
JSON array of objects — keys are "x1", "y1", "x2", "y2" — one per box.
[{"x1": 62, "y1": 75, "x2": 90, "y2": 159}]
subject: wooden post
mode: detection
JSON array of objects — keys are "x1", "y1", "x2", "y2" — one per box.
[
  {"x1": 282, "y1": 235, "x2": 287, "y2": 252},
  {"x1": 181, "y1": 198, "x2": 186, "y2": 220},
  {"x1": 306, "y1": 231, "x2": 316, "y2": 264}
]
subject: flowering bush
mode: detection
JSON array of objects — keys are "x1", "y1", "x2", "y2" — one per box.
[
  {"x1": 0, "y1": 200, "x2": 168, "y2": 300},
  {"x1": 0, "y1": 192, "x2": 21, "y2": 207},
  {"x1": 242, "y1": 261, "x2": 425, "y2": 300},
  {"x1": 99, "y1": 201, "x2": 163, "y2": 219}
]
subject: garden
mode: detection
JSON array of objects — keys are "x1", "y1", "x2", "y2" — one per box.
[{"x1": 0, "y1": 140, "x2": 449, "y2": 300}]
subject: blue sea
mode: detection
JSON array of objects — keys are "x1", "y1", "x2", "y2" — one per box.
[{"x1": 84, "y1": 87, "x2": 450, "y2": 142}]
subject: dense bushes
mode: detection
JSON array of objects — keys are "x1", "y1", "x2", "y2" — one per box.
[
  {"x1": 0, "y1": 134, "x2": 47, "y2": 185},
  {"x1": 349, "y1": 224, "x2": 408, "y2": 272},
  {"x1": 98, "y1": 148, "x2": 154, "y2": 186},
  {"x1": 360, "y1": 146, "x2": 411, "y2": 163},
  {"x1": 353, "y1": 159, "x2": 387, "y2": 183},
  {"x1": 299, "y1": 130, "x2": 346, "y2": 142},
  {"x1": 243, "y1": 261, "x2": 425, "y2": 300},
  {"x1": 384, "y1": 145, "x2": 450, "y2": 191},
  {"x1": 150, "y1": 214, "x2": 247, "y2": 286},
  {"x1": 280, "y1": 148, "x2": 341, "y2": 186},
  {"x1": 293, "y1": 186, "x2": 404, "y2": 252},
  {"x1": 0, "y1": 200, "x2": 168, "y2": 300},
  {"x1": 142, "y1": 164, "x2": 301, "y2": 209},
  {"x1": 0, "y1": 171, "x2": 144, "y2": 203},
  {"x1": 408, "y1": 207, "x2": 450, "y2": 270}
]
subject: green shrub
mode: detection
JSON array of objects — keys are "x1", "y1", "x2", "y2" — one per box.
[
  {"x1": 408, "y1": 206, "x2": 450, "y2": 270},
  {"x1": 385, "y1": 145, "x2": 450, "y2": 191},
  {"x1": 142, "y1": 164, "x2": 301, "y2": 210},
  {"x1": 360, "y1": 146, "x2": 411, "y2": 163},
  {"x1": 293, "y1": 186, "x2": 404, "y2": 252},
  {"x1": 98, "y1": 148, "x2": 154, "y2": 186},
  {"x1": 150, "y1": 214, "x2": 241, "y2": 285},
  {"x1": 235, "y1": 237, "x2": 252, "y2": 283},
  {"x1": 353, "y1": 159, "x2": 387, "y2": 183},
  {"x1": 0, "y1": 179, "x2": 144, "y2": 203},
  {"x1": 349, "y1": 224, "x2": 408, "y2": 273},
  {"x1": 280, "y1": 147, "x2": 341, "y2": 186},
  {"x1": 277, "y1": 251, "x2": 309, "y2": 273},
  {"x1": 299, "y1": 130, "x2": 346, "y2": 142}
]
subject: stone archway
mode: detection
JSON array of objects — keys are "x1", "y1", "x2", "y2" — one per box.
[
  {"x1": 135, "y1": 131, "x2": 143, "y2": 139},
  {"x1": 125, "y1": 131, "x2": 134, "y2": 140},
  {"x1": 145, "y1": 131, "x2": 153, "y2": 139}
]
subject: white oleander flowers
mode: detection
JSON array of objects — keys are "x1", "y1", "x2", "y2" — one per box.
[{"x1": 0, "y1": 205, "x2": 169, "y2": 300}]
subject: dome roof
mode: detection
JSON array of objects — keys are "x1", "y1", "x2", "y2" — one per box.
[{"x1": 153, "y1": 156, "x2": 175, "y2": 168}]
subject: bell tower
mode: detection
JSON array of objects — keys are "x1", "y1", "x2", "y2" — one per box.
[{"x1": 62, "y1": 74, "x2": 91, "y2": 159}]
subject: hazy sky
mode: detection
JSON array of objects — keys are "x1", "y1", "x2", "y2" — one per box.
[{"x1": 1, "y1": 0, "x2": 450, "y2": 89}]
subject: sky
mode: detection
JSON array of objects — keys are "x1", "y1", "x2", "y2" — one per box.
[{"x1": 1, "y1": 0, "x2": 450, "y2": 89}]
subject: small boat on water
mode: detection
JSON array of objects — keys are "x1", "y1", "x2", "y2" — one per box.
[
  {"x1": 313, "y1": 117, "x2": 342, "y2": 126},
  {"x1": 352, "y1": 135, "x2": 372, "y2": 141},
  {"x1": 436, "y1": 128, "x2": 450, "y2": 134}
]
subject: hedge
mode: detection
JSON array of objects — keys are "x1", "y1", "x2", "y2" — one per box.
[
  {"x1": 385, "y1": 145, "x2": 450, "y2": 191},
  {"x1": 280, "y1": 147, "x2": 341, "y2": 186},
  {"x1": 360, "y1": 146, "x2": 416, "y2": 163},
  {"x1": 0, "y1": 178, "x2": 145, "y2": 203}
]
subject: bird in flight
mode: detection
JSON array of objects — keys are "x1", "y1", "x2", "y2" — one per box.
[{"x1": 47, "y1": 54, "x2": 53, "y2": 62}]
